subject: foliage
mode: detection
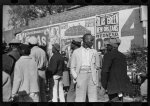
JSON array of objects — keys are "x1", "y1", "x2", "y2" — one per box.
[
  {"x1": 8, "y1": 5, "x2": 74, "y2": 29},
  {"x1": 126, "y1": 44, "x2": 147, "y2": 74}
]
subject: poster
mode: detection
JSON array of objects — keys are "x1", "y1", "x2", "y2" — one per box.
[
  {"x1": 96, "y1": 8, "x2": 144, "y2": 53},
  {"x1": 21, "y1": 27, "x2": 50, "y2": 46},
  {"x1": 60, "y1": 17, "x2": 95, "y2": 53},
  {"x1": 20, "y1": 25, "x2": 60, "y2": 47},
  {"x1": 96, "y1": 12, "x2": 119, "y2": 51}
]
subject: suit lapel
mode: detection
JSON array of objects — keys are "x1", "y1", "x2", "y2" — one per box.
[
  {"x1": 90, "y1": 49, "x2": 94, "y2": 65},
  {"x1": 76, "y1": 48, "x2": 82, "y2": 74}
]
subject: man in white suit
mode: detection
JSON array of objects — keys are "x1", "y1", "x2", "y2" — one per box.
[{"x1": 71, "y1": 33, "x2": 100, "y2": 102}]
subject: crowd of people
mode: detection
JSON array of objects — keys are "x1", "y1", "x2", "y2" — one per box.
[{"x1": 2, "y1": 33, "x2": 147, "y2": 102}]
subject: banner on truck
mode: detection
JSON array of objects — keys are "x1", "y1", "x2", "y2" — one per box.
[{"x1": 96, "y1": 8, "x2": 144, "y2": 53}]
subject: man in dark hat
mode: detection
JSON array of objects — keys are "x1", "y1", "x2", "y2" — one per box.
[
  {"x1": 2, "y1": 42, "x2": 14, "y2": 102},
  {"x1": 48, "y1": 43, "x2": 65, "y2": 102},
  {"x1": 7, "y1": 39, "x2": 21, "y2": 62},
  {"x1": 7, "y1": 39, "x2": 22, "y2": 88},
  {"x1": 66, "y1": 40, "x2": 81, "y2": 102},
  {"x1": 101, "y1": 38, "x2": 134, "y2": 102}
]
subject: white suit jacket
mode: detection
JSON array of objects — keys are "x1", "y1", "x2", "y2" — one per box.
[{"x1": 70, "y1": 47, "x2": 100, "y2": 85}]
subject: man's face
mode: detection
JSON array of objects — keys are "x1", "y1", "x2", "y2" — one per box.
[
  {"x1": 84, "y1": 35, "x2": 94, "y2": 48},
  {"x1": 106, "y1": 44, "x2": 112, "y2": 52}
]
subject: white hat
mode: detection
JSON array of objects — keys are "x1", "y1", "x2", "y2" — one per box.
[
  {"x1": 109, "y1": 38, "x2": 121, "y2": 47},
  {"x1": 28, "y1": 36, "x2": 38, "y2": 45}
]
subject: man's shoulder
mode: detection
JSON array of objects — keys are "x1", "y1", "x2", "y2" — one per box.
[
  {"x1": 73, "y1": 47, "x2": 82, "y2": 54},
  {"x1": 32, "y1": 46, "x2": 46, "y2": 54},
  {"x1": 103, "y1": 52, "x2": 113, "y2": 58},
  {"x1": 3, "y1": 54, "x2": 14, "y2": 62}
]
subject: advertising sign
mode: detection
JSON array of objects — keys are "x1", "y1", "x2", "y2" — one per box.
[
  {"x1": 20, "y1": 25, "x2": 60, "y2": 47},
  {"x1": 96, "y1": 12, "x2": 119, "y2": 39},
  {"x1": 96, "y1": 8, "x2": 144, "y2": 53},
  {"x1": 60, "y1": 17, "x2": 95, "y2": 52}
]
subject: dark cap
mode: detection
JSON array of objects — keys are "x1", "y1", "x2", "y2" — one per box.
[
  {"x1": 9, "y1": 39, "x2": 21, "y2": 45},
  {"x1": 52, "y1": 43, "x2": 60, "y2": 51},
  {"x1": 20, "y1": 44, "x2": 30, "y2": 50}
]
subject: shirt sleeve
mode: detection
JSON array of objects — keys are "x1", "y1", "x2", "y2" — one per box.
[
  {"x1": 12, "y1": 62, "x2": 22, "y2": 95},
  {"x1": 95, "y1": 52, "x2": 100, "y2": 70},
  {"x1": 48, "y1": 56, "x2": 57, "y2": 75},
  {"x1": 70, "y1": 51, "x2": 77, "y2": 79}
]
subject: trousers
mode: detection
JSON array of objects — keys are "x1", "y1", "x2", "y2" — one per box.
[
  {"x1": 52, "y1": 75, "x2": 65, "y2": 102},
  {"x1": 75, "y1": 72, "x2": 97, "y2": 102},
  {"x1": 66, "y1": 75, "x2": 76, "y2": 102},
  {"x1": 38, "y1": 70, "x2": 47, "y2": 102}
]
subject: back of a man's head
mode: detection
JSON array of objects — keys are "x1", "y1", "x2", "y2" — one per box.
[{"x1": 20, "y1": 44, "x2": 31, "y2": 56}]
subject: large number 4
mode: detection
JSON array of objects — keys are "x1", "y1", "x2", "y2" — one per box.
[{"x1": 121, "y1": 8, "x2": 144, "y2": 46}]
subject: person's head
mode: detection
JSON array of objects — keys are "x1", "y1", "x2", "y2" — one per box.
[
  {"x1": 105, "y1": 37, "x2": 121, "y2": 52},
  {"x1": 20, "y1": 44, "x2": 31, "y2": 56},
  {"x1": 28, "y1": 36, "x2": 38, "y2": 47},
  {"x1": 82, "y1": 33, "x2": 94, "y2": 48},
  {"x1": 110, "y1": 38, "x2": 121, "y2": 50},
  {"x1": 71, "y1": 40, "x2": 81, "y2": 51},
  {"x1": 9, "y1": 39, "x2": 21, "y2": 50},
  {"x1": 52, "y1": 43, "x2": 60, "y2": 54}
]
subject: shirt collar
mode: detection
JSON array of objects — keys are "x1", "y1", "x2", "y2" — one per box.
[
  {"x1": 32, "y1": 46, "x2": 39, "y2": 49},
  {"x1": 81, "y1": 46, "x2": 91, "y2": 50},
  {"x1": 20, "y1": 56, "x2": 32, "y2": 59}
]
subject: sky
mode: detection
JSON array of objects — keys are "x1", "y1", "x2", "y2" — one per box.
[{"x1": 3, "y1": 5, "x2": 12, "y2": 31}]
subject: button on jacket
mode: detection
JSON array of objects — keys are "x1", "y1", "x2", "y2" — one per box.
[{"x1": 12, "y1": 56, "x2": 39, "y2": 95}]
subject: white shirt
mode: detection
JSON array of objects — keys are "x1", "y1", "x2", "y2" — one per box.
[{"x1": 81, "y1": 47, "x2": 92, "y2": 67}]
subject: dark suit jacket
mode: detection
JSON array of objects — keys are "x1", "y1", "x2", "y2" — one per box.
[
  {"x1": 7, "y1": 49, "x2": 21, "y2": 62},
  {"x1": 48, "y1": 52, "x2": 65, "y2": 76},
  {"x1": 3, "y1": 54, "x2": 14, "y2": 75},
  {"x1": 101, "y1": 49, "x2": 134, "y2": 95}
]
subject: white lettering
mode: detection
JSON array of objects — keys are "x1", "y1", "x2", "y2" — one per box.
[
  {"x1": 37, "y1": 36, "x2": 41, "y2": 45},
  {"x1": 41, "y1": 36, "x2": 46, "y2": 46}
]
